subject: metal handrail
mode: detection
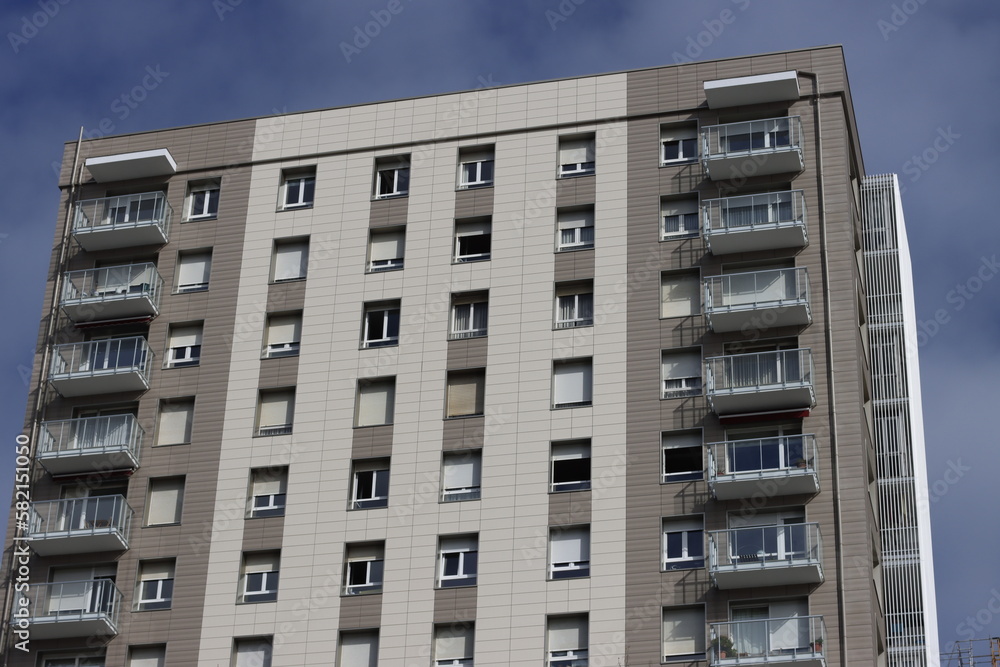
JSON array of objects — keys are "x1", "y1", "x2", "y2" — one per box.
[
  {"x1": 28, "y1": 495, "x2": 133, "y2": 543},
  {"x1": 38, "y1": 415, "x2": 143, "y2": 460},
  {"x1": 707, "y1": 434, "x2": 817, "y2": 479},
  {"x1": 701, "y1": 116, "x2": 803, "y2": 161},
  {"x1": 72, "y1": 191, "x2": 172, "y2": 234},
  {"x1": 705, "y1": 349, "x2": 813, "y2": 393},
  {"x1": 61, "y1": 263, "x2": 162, "y2": 307},
  {"x1": 703, "y1": 190, "x2": 806, "y2": 235},
  {"x1": 709, "y1": 615, "x2": 826, "y2": 663},
  {"x1": 21, "y1": 579, "x2": 122, "y2": 628},
  {"x1": 708, "y1": 522, "x2": 822, "y2": 570},
  {"x1": 49, "y1": 337, "x2": 152, "y2": 379},
  {"x1": 704, "y1": 267, "x2": 809, "y2": 314}
]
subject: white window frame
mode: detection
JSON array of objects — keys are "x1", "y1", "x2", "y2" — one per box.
[
  {"x1": 136, "y1": 561, "x2": 174, "y2": 611},
  {"x1": 661, "y1": 349, "x2": 703, "y2": 398},
  {"x1": 662, "y1": 606, "x2": 707, "y2": 662},
  {"x1": 186, "y1": 181, "x2": 220, "y2": 220},
  {"x1": 433, "y1": 623, "x2": 475, "y2": 667},
  {"x1": 344, "y1": 550, "x2": 384, "y2": 596},
  {"x1": 556, "y1": 209, "x2": 595, "y2": 252},
  {"x1": 263, "y1": 312, "x2": 302, "y2": 359},
  {"x1": 271, "y1": 238, "x2": 309, "y2": 283},
  {"x1": 661, "y1": 125, "x2": 698, "y2": 164},
  {"x1": 662, "y1": 517, "x2": 705, "y2": 570},
  {"x1": 249, "y1": 467, "x2": 287, "y2": 518},
  {"x1": 454, "y1": 220, "x2": 492, "y2": 263},
  {"x1": 441, "y1": 450, "x2": 482, "y2": 502},
  {"x1": 362, "y1": 303, "x2": 401, "y2": 348},
  {"x1": 175, "y1": 250, "x2": 212, "y2": 293},
  {"x1": 367, "y1": 228, "x2": 405, "y2": 273},
  {"x1": 558, "y1": 136, "x2": 596, "y2": 177},
  {"x1": 438, "y1": 537, "x2": 478, "y2": 588},
  {"x1": 662, "y1": 431, "x2": 704, "y2": 483},
  {"x1": 450, "y1": 300, "x2": 488, "y2": 339},
  {"x1": 355, "y1": 377, "x2": 395, "y2": 427},
  {"x1": 549, "y1": 525, "x2": 591, "y2": 579},
  {"x1": 458, "y1": 148, "x2": 494, "y2": 189},
  {"x1": 166, "y1": 324, "x2": 202, "y2": 369},
  {"x1": 661, "y1": 198, "x2": 700, "y2": 239},
  {"x1": 550, "y1": 441, "x2": 591, "y2": 492},
  {"x1": 374, "y1": 158, "x2": 410, "y2": 199},
  {"x1": 555, "y1": 292, "x2": 594, "y2": 329},
  {"x1": 351, "y1": 462, "x2": 390, "y2": 509},
  {"x1": 547, "y1": 614, "x2": 589, "y2": 667},
  {"x1": 256, "y1": 389, "x2": 295, "y2": 436},
  {"x1": 552, "y1": 359, "x2": 593, "y2": 408},
  {"x1": 282, "y1": 171, "x2": 315, "y2": 209},
  {"x1": 242, "y1": 570, "x2": 279, "y2": 603}
]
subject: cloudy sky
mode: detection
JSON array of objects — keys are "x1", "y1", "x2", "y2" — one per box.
[{"x1": 1, "y1": 0, "x2": 996, "y2": 657}]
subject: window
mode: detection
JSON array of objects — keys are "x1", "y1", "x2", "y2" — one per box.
[
  {"x1": 661, "y1": 197, "x2": 700, "y2": 239},
  {"x1": 662, "y1": 517, "x2": 705, "y2": 570},
  {"x1": 145, "y1": 477, "x2": 184, "y2": 526},
  {"x1": 263, "y1": 312, "x2": 302, "y2": 358},
  {"x1": 549, "y1": 525, "x2": 590, "y2": 579},
  {"x1": 553, "y1": 359, "x2": 593, "y2": 408},
  {"x1": 367, "y1": 227, "x2": 405, "y2": 272},
  {"x1": 439, "y1": 534, "x2": 478, "y2": 587},
  {"x1": 155, "y1": 398, "x2": 194, "y2": 446},
  {"x1": 127, "y1": 645, "x2": 166, "y2": 667},
  {"x1": 434, "y1": 623, "x2": 475, "y2": 667},
  {"x1": 241, "y1": 551, "x2": 280, "y2": 603},
  {"x1": 42, "y1": 656, "x2": 106, "y2": 667},
  {"x1": 661, "y1": 272, "x2": 700, "y2": 318},
  {"x1": 343, "y1": 542, "x2": 384, "y2": 595},
  {"x1": 165, "y1": 323, "x2": 202, "y2": 368},
  {"x1": 556, "y1": 207, "x2": 595, "y2": 251},
  {"x1": 661, "y1": 124, "x2": 698, "y2": 164},
  {"x1": 271, "y1": 237, "x2": 309, "y2": 282},
  {"x1": 351, "y1": 458, "x2": 389, "y2": 509},
  {"x1": 662, "y1": 431, "x2": 703, "y2": 483},
  {"x1": 555, "y1": 281, "x2": 594, "y2": 329},
  {"x1": 551, "y1": 440, "x2": 591, "y2": 492},
  {"x1": 338, "y1": 630, "x2": 378, "y2": 667},
  {"x1": 446, "y1": 369, "x2": 486, "y2": 418},
  {"x1": 248, "y1": 467, "x2": 288, "y2": 518},
  {"x1": 136, "y1": 560, "x2": 174, "y2": 610},
  {"x1": 355, "y1": 377, "x2": 395, "y2": 427},
  {"x1": 374, "y1": 155, "x2": 410, "y2": 199},
  {"x1": 454, "y1": 218, "x2": 492, "y2": 263},
  {"x1": 176, "y1": 249, "x2": 212, "y2": 293},
  {"x1": 458, "y1": 146, "x2": 495, "y2": 189},
  {"x1": 442, "y1": 450, "x2": 482, "y2": 502},
  {"x1": 256, "y1": 388, "x2": 295, "y2": 436},
  {"x1": 186, "y1": 180, "x2": 220, "y2": 220},
  {"x1": 234, "y1": 637, "x2": 273, "y2": 667},
  {"x1": 281, "y1": 168, "x2": 315, "y2": 209},
  {"x1": 661, "y1": 349, "x2": 702, "y2": 398},
  {"x1": 547, "y1": 614, "x2": 588, "y2": 667},
  {"x1": 558, "y1": 135, "x2": 595, "y2": 177},
  {"x1": 662, "y1": 606, "x2": 706, "y2": 662},
  {"x1": 362, "y1": 301, "x2": 400, "y2": 348},
  {"x1": 450, "y1": 291, "x2": 488, "y2": 339}
]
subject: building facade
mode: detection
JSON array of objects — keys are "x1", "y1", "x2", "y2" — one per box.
[{"x1": 2, "y1": 46, "x2": 937, "y2": 666}]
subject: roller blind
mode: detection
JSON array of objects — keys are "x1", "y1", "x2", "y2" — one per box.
[
  {"x1": 369, "y1": 231, "x2": 404, "y2": 261},
  {"x1": 661, "y1": 198, "x2": 698, "y2": 217},
  {"x1": 553, "y1": 361, "x2": 592, "y2": 405},
  {"x1": 662, "y1": 432, "x2": 702, "y2": 449},
  {"x1": 265, "y1": 314, "x2": 301, "y2": 346},
  {"x1": 177, "y1": 251, "x2": 211, "y2": 287},
  {"x1": 551, "y1": 527, "x2": 589, "y2": 563},
  {"x1": 356, "y1": 379, "x2": 395, "y2": 426},
  {"x1": 244, "y1": 551, "x2": 280, "y2": 574},
  {"x1": 435, "y1": 625, "x2": 474, "y2": 661},
  {"x1": 661, "y1": 273, "x2": 700, "y2": 317},
  {"x1": 662, "y1": 607, "x2": 705, "y2": 657},
  {"x1": 146, "y1": 477, "x2": 184, "y2": 525},
  {"x1": 559, "y1": 138, "x2": 595, "y2": 164},
  {"x1": 338, "y1": 632, "x2": 378, "y2": 667},
  {"x1": 258, "y1": 391, "x2": 294, "y2": 428},
  {"x1": 447, "y1": 371, "x2": 485, "y2": 417},
  {"x1": 443, "y1": 452, "x2": 481, "y2": 488},
  {"x1": 441, "y1": 535, "x2": 477, "y2": 552},
  {"x1": 455, "y1": 220, "x2": 491, "y2": 236},
  {"x1": 139, "y1": 560, "x2": 175, "y2": 581},
  {"x1": 235, "y1": 639, "x2": 272, "y2": 667},
  {"x1": 460, "y1": 148, "x2": 493, "y2": 165},
  {"x1": 346, "y1": 543, "x2": 384, "y2": 561},
  {"x1": 252, "y1": 468, "x2": 288, "y2": 496},
  {"x1": 661, "y1": 126, "x2": 697, "y2": 142},
  {"x1": 548, "y1": 615, "x2": 588, "y2": 651},
  {"x1": 128, "y1": 646, "x2": 165, "y2": 667},
  {"x1": 273, "y1": 240, "x2": 308, "y2": 281},
  {"x1": 552, "y1": 441, "x2": 590, "y2": 460},
  {"x1": 156, "y1": 400, "x2": 193, "y2": 445},
  {"x1": 557, "y1": 209, "x2": 595, "y2": 230},
  {"x1": 168, "y1": 325, "x2": 202, "y2": 348},
  {"x1": 662, "y1": 352, "x2": 701, "y2": 380}
]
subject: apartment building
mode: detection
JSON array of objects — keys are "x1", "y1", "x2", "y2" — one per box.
[{"x1": 2, "y1": 45, "x2": 937, "y2": 666}]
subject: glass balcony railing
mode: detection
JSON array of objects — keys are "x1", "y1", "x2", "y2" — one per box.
[
  {"x1": 704, "y1": 268, "x2": 811, "y2": 333},
  {"x1": 72, "y1": 192, "x2": 171, "y2": 250},
  {"x1": 705, "y1": 349, "x2": 815, "y2": 415},
  {"x1": 707, "y1": 435, "x2": 819, "y2": 500},
  {"x1": 708, "y1": 523, "x2": 824, "y2": 589},
  {"x1": 703, "y1": 190, "x2": 807, "y2": 254},
  {"x1": 701, "y1": 117, "x2": 804, "y2": 181},
  {"x1": 48, "y1": 337, "x2": 152, "y2": 397},
  {"x1": 60, "y1": 263, "x2": 162, "y2": 323},
  {"x1": 37, "y1": 415, "x2": 143, "y2": 475},
  {"x1": 27, "y1": 495, "x2": 133, "y2": 556},
  {"x1": 710, "y1": 615, "x2": 826, "y2": 665},
  {"x1": 20, "y1": 579, "x2": 122, "y2": 640}
]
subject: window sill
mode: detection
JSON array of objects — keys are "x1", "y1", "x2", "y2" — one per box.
[
  {"x1": 372, "y1": 193, "x2": 408, "y2": 201},
  {"x1": 659, "y1": 158, "x2": 699, "y2": 167},
  {"x1": 555, "y1": 245, "x2": 595, "y2": 253},
  {"x1": 549, "y1": 485, "x2": 592, "y2": 494},
  {"x1": 366, "y1": 266, "x2": 404, "y2": 275},
  {"x1": 237, "y1": 598, "x2": 278, "y2": 605},
  {"x1": 163, "y1": 364, "x2": 200, "y2": 370},
  {"x1": 353, "y1": 423, "x2": 393, "y2": 429},
  {"x1": 133, "y1": 605, "x2": 172, "y2": 612},
  {"x1": 183, "y1": 215, "x2": 218, "y2": 223},
  {"x1": 261, "y1": 353, "x2": 301, "y2": 360},
  {"x1": 456, "y1": 182, "x2": 494, "y2": 191},
  {"x1": 660, "y1": 393, "x2": 703, "y2": 400},
  {"x1": 278, "y1": 204, "x2": 314, "y2": 212},
  {"x1": 662, "y1": 560, "x2": 705, "y2": 572},
  {"x1": 173, "y1": 287, "x2": 209, "y2": 295},
  {"x1": 342, "y1": 589, "x2": 383, "y2": 597},
  {"x1": 557, "y1": 171, "x2": 596, "y2": 179},
  {"x1": 269, "y1": 277, "x2": 307, "y2": 285},
  {"x1": 452, "y1": 256, "x2": 491, "y2": 265},
  {"x1": 142, "y1": 522, "x2": 181, "y2": 528},
  {"x1": 659, "y1": 233, "x2": 700, "y2": 242},
  {"x1": 660, "y1": 474, "x2": 704, "y2": 484},
  {"x1": 437, "y1": 582, "x2": 477, "y2": 590},
  {"x1": 444, "y1": 413, "x2": 485, "y2": 421},
  {"x1": 551, "y1": 403, "x2": 592, "y2": 410}
]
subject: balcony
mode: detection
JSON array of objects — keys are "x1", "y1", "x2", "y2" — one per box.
[
  {"x1": 701, "y1": 117, "x2": 804, "y2": 181},
  {"x1": 49, "y1": 337, "x2": 152, "y2": 397},
  {"x1": 708, "y1": 523, "x2": 824, "y2": 589},
  {"x1": 704, "y1": 268, "x2": 811, "y2": 333},
  {"x1": 705, "y1": 349, "x2": 815, "y2": 416},
  {"x1": 703, "y1": 190, "x2": 808, "y2": 255},
  {"x1": 27, "y1": 495, "x2": 133, "y2": 556},
  {"x1": 37, "y1": 415, "x2": 143, "y2": 476},
  {"x1": 72, "y1": 192, "x2": 172, "y2": 251},
  {"x1": 707, "y1": 435, "x2": 819, "y2": 500},
  {"x1": 710, "y1": 616, "x2": 826, "y2": 666},
  {"x1": 60, "y1": 263, "x2": 162, "y2": 324},
  {"x1": 19, "y1": 579, "x2": 122, "y2": 640}
]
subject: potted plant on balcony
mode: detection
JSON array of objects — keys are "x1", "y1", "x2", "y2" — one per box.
[
  {"x1": 794, "y1": 458, "x2": 808, "y2": 468},
  {"x1": 812, "y1": 637, "x2": 824, "y2": 653},
  {"x1": 711, "y1": 635, "x2": 734, "y2": 658}
]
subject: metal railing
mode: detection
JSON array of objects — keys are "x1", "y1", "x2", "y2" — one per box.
[
  {"x1": 704, "y1": 268, "x2": 809, "y2": 314},
  {"x1": 28, "y1": 495, "x2": 133, "y2": 542},
  {"x1": 21, "y1": 579, "x2": 122, "y2": 628},
  {"x1": 701, "y1": 116, "x2": 803, "y2": 161},
  {"x1": 708, "y1": 434, "x2": 817, "y2": 480},
  {"x1": 709, "y1": 615, "x2": 826, "y2": 664},
  {"x1": 703, "y1": 190, "x2": 806, "y2": 236},
  {"x1": 706, "y1": 349, "x2": 813, "y2": 394},
  {"x1": 708, "y1": 523, "x2": 822, "y2": 570},
  {"x1": 38, "y1": 414, "x2": 143, "y2": 461},
  {"x1": 72, "y1": 191, "x2": 172, "y2": 235},
  {"x1": 61, "y1": 263, "x2": 162, "y2": 308},
  {"x1": 49, "y1": 337, "x2": 152, "y2": 379}
]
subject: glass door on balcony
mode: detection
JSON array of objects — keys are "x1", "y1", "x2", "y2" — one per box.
[
  {"x1": 732, "y1": 606, "x2": 769, "y2": 657},
  {"x1": 727, "y1": 426, "x2": 804, "y2": 473},
  {"x1": 723, "y1": 339, "x2": 798, "y2": 388},
  {"x1": 72, "y1": 408, "x2": 136, "y2": 451},
  {"x1": 722, "y1": 192, "x2": 795, "y2": 228},
  {"x1": 102, "y1": 194, "x2": 162, "y2": 226},
  {"x1": 729, "y1": 510, "x2": 805, "y2": 563},
  {"x1": 46, "y1": 566, "x2": 115, "y2": 615},
  {"x1": 57, "y1": 484, "x2": 127, "y2": 531}
]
